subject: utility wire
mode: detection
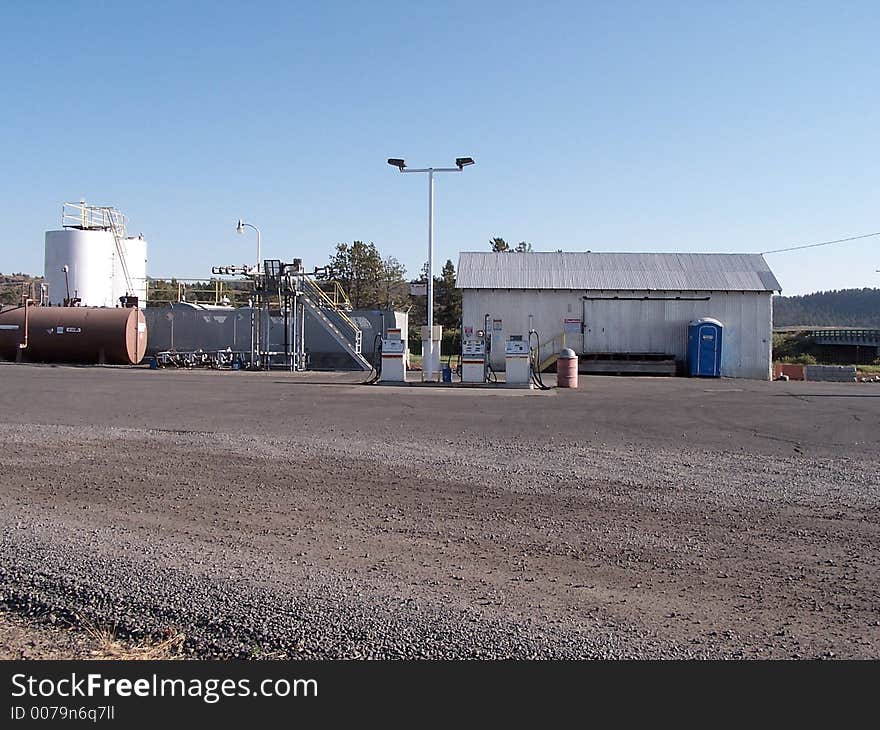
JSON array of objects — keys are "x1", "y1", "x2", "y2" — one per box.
[{"x1": 761, "y1": 231, "x2": 880, "y2": 255}]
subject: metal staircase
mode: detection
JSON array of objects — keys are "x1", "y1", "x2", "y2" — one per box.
[
  {"x1": 538, "y1": 331, "x2": 568, "y2": 372},
  {"x1": 299, "y1": 277, "x2": 371, "y2": 371}
]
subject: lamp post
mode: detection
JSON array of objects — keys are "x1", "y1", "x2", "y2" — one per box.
[
  {"x1": 236, "y1": 219, "x2": 262, "y2": 275},
  {"x1": 387, "y1": 157, "x2": 474, "y2": 380},
  {"x1": 236, "y1": 219, "x2": 263, "y2": 368}
]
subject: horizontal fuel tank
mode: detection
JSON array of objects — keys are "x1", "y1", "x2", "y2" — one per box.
[{"x1": 0, "y1": 306, "x2": 147, "y2": 365}]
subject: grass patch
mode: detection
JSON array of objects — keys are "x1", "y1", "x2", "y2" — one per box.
[{"x1": 82, "y1": 618, "x2": 184, "y2": 660}]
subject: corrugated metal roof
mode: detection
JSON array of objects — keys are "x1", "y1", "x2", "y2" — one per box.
[{"x1": 456, "y1": 252, "x2": 781, "y2": 292}]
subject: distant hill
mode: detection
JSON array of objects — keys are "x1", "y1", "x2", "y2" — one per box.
[
  {"x1": 773, "y1": 288, "x2": 880, "y2": 328},
  {"x1": 0, "y1": 273, "x2": 43, "y2": 306}
]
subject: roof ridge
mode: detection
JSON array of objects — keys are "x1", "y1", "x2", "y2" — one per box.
[
  {"x1": 456, "y1": 251, "x2": 780, "y2": 291},
  {"x1": 458, "y1": 251, "x2": 763, "y2": 256}
]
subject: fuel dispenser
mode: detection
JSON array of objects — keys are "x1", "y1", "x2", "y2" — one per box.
[
  {"x1": 461, "y1": 337, "x2": 487, "y2": 383},
  {"x1": 504, "y1": 334, "x2": 532, "y2": 388},
  {"x1": 380, "y1": 328, "x2": 406, "y2": 382}
]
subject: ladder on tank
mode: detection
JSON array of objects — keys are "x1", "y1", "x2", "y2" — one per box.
[{"x1": 106, "y1": 212, "x2": 135, "y2": 299}]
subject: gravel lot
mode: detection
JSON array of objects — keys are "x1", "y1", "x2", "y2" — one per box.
[{"x1": 1, "y1": 364, "x2": 878, "y2": 658}]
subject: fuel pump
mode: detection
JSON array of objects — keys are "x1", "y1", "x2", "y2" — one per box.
[
  {"x1": 461, "y1": 333, "x2": 487, "y2": 383},
  {"x1": 504, "y1": 334, "x2": 532, "y2": 388},
  {"x1": 379, "y1": 327, "x2": 406, "y2": 382}
]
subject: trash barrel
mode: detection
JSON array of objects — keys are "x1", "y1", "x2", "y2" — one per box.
[{"x1": 557, "y1": 348, "x2": 578, "y2": 388}]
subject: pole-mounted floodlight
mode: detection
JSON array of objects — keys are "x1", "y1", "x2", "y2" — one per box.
[{"x1": 387, "y1": 156, "x2": 475, "y2": 381}]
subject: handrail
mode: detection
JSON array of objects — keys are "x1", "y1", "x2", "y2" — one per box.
[
  {"x1": 808, "y1": 328, "x2": 880, "y2": 340},
  {"x1": 61, "y1": 202, "x2": 127, "y2": 236},
  {"x1": 110, "y1": 221, "x2": 134, "y2": 296},
  {"x1": 313, "y1": 280, "x2": 353, "y2": 310},
  {"x1": 300, "y1": 276, "x2": 363, "y2": 353},
  {"x1": 147, "y1": 278, "x2": 251, "y2": 306},
  {"x1": 334, "y1": 281, "x2": 353, "y2": 309},
  {"x1": 301, "y1": 277, "x2": 357, "y2": 327},
  {"x1": 538, "y1": 331, "x2": 567, "y2": 371}
]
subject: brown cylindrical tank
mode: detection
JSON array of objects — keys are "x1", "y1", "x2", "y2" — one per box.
[
  {"x1": 0, "y1": 305, "x2": 147, "y2": 365},
  {"x1": 557, "y1": 347, "x2": 579, "y2": 388}
]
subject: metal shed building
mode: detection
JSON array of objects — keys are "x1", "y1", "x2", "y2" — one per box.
[{"x1": 456, "y1": 252, "x2": 781, "y2": 380}]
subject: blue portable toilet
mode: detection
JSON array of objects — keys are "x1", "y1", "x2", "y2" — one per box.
[{"x1": 687, "y1": 318, "x2": 723, "y2": 377}]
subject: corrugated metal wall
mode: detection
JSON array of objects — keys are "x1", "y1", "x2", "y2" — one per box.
[{"x1": 462, "y1": 289, "x2": 772, "y2": 379}]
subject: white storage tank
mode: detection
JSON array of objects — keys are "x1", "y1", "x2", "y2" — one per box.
[
  {"x1": 44, "y1": 229, "x2": 116, "y2": 307},
  {"x1": 43, "y1": 202, "x2": 148, "y2": 308}
]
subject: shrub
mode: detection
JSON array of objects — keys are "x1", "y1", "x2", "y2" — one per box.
[{"x1": 779, "y1": 354, "x2": 817, "y2": 365}]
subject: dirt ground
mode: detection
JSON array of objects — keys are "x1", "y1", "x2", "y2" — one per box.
[
  {"x1": 0, "y1": 611, "x2": 93, "y2": 659},
  {"x1": 0, "y1": 363, "x2": 878, "y2": 658}
]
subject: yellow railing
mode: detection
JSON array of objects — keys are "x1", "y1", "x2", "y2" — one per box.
[
  {"x1": 314, "y1": 280, "x2": 353, "y2": 310},
  {"x1": 62, "y1": 201, "x2": 126, "y2": 235},
  {"x1": 147, "y1": 274, "x2": 358, "y2": 318},
  {"x1": 301, "y1": 277, "x2": 359, "y2": 331},
  {"x1": 146, "y1": 278, "x2": 251, "y2": 307},
  {"x1": 538, "y1": 331, "x2": 567, "y2": 372}
]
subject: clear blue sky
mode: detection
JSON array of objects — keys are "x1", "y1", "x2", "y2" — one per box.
[{"x1": 0, "y1": 0, "x2": 877, "y2": 295}]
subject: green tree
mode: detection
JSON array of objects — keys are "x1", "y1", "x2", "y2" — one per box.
[
  {"x1": 490, "y1": 237, "x2": 533, "y2": 252},
  {"x1": 329, "y1": 241, "x2": 384, "y2": 309},
  {"x1": 407, "y1": 260, "x2": 463, "y2": 347},
  {"x1": 145, "y1": 278, "x2": 178, "y2": 306},
  {"x1": 435, "y1": 259, "x2": 462, "y2": 328},
  {"x1": 773, "y1": 288, "x2": 880, "y2": 328},
  {"x1": 378, "y1": 256, "x2": 409, "y2": 309}
]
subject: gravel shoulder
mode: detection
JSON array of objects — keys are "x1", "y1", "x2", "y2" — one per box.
[{"x1": 1, "y1": 365, "x2": 878, "y2": 659}]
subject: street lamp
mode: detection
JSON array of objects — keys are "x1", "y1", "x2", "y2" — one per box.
[
  {"x1": 236, "y1": 219, "x2": 262, "y2": 274},
  {"x1": 387, "y1": 156, "x2": 475, "y2": 380}
]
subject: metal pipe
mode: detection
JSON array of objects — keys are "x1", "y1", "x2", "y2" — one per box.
[
  {"x1": 299, "y1": 298, "x2": 305, "y2": 369},
  {"x1": 20, "y1": 298, "x2": 33, "y2": 351},
  {"x1": 427, "y1": 169, "x2": 434, "y2": 380},
  {"x1": 249, "y1": 297, "x2": 255, "y2": 367},
  {"x1": 62, "y1": 266, "x2": 71, "y2": 305},
  {"x1": 264, "y1": 299, "x2": 270, "y2": 370}
]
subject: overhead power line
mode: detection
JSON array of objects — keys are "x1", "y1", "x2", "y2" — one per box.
[{"x1": 761, "y1": 231, "x2": 880, "y2": 255}]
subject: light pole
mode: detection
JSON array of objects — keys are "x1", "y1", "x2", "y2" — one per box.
[
  {"x1": 387, "y1": 157, "x2": 474, "y2": 380},
  {"x1": 236, "y1": 219, "x2": 262, "y2": 274},
  {"x1": 236, "y1": 219, "x2": 262, "y2": 368}
]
